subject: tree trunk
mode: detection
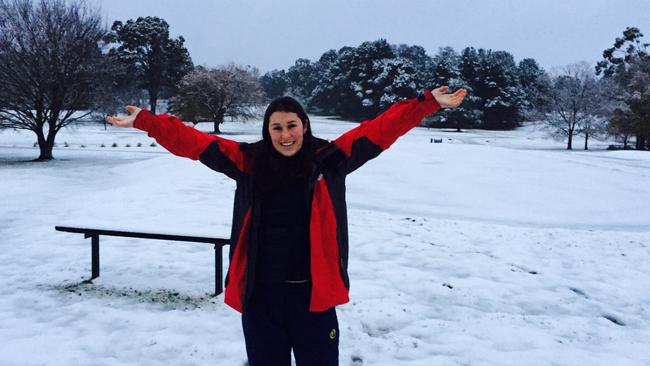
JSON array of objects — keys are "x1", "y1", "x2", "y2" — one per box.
[
  {"x1": 213, "y1": 110, "x2": 225, "y2": 134},
  {"x1": 35, "y1": 128, "x2": 54, "y2": 161},
  {"x1": 584, "y1": 132, "x2": 589, "y2": 150},
  {"x1": 567, "y1": 132, "x2": 573, "y2": 150},
  {"x1": 149, "y1": 88, "x2": 158, "y2": 114},
  {"x1": 623, "y1": 135, "x2": 629, "y2": 149},
  {"x1": 635, "y1": 134, "x2": 645, "y2": 150}
]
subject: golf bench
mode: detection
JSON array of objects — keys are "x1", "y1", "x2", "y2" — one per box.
[{"x1": 55, "y1": 226, "x2": 230, "y2": 296}]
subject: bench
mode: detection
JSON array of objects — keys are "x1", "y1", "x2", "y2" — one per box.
[{"x1": 55, "y1": 226, "x2": 230, "y2": 296}]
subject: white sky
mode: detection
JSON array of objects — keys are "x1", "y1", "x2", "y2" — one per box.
[{"x1": 89, "y1": 0, "x2": 650, "y2": 73}]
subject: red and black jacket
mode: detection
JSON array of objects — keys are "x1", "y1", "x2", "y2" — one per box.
[{"x1": 134, "y1": 91, "x2": 440, "y2": 313}]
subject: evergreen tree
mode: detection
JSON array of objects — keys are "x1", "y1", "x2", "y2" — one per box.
[
  {"x1": 260, "y1": 70, "x2": 288, "y2": 101},
  {"x1": 457, "y1": 48, "x2": 523, "y2": 129},
  {"x1": 596, "y1": 27, "x2": 648, "y2": 77},
  {"x1": 373, "y1": 58, "x2": 419, "y2": 111},
  {"x1": 517, "y1": 58, "x2": 551, "y2": 118},
  {"x1": 307, "y1": 49, "x2": 338, "y2": 113},
  {"x1": 609, "y1": 108, "x2": 637, "y2": 149},
  {"x1": 480, "y1": 50, "x2": 522, "y2": 129},
  {"x1": 285, "y1": 40, "x2": 537, "y2": 131},
  {"x1": 596, "y1": 27, "x2": 650, "y2": 149},
  {"x1": 393, "y1": 44, "x2": 432, "y2": 89},
  {"x1": 286, "y1": 58, "x2": 319, "y2": 104},
  {"x1": 348, "y1": 39, "x2": 396, "y2": 119},
  {"x1": 457, "y1": 47, "x2": 484, "y2": 128},
  {"x1": 107, "y1": 16, "x2": 193, "y2": 114},
  {"x1": 311, "y1": 40, "x2": 396, "y2": 120},
  {"x1": 427, "y1": 47, "x2": 471, "y2": 131},
  {"x1": 310, "y1": 47, "x2": 349, "y2": 116}
]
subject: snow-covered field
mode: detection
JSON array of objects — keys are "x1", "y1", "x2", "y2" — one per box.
[{"x1": 1, "y1": 117, "x2": 649, "y2": 366}]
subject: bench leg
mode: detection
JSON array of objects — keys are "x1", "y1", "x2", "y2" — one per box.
[
  {"x1": 91, "y1": 235, "x2": 99, "y2": 279},
  {"x1": 214, "y1": 244, "x2": 223, "y2": 296}
]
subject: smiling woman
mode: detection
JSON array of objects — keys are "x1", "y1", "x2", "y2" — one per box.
[
  {"x1": 268, "y1": 111, "x2": 308, "y2": 157},
  {"x1": 263, "y1": 97, "x2": 312, "y2": 158},
  {"x1": 106, "y1": 86, "x2": 466, "y2": 366}
]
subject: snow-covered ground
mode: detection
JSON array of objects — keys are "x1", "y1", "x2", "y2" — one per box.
[{"x1": 1, "y1": 117, "x2": 649, "y2": 366}]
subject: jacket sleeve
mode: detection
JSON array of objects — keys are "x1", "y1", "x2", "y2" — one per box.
[
  {"x1": 134, "y1": 110, "x2": 249, "y2": 180},
  {"x1": 331, "y1": 90, "x2": 440, "y2": 174}
]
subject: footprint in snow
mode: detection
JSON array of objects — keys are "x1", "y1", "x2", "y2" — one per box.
[{"x1": 569, "y1": 287, "x2": 588, "y2": 299}]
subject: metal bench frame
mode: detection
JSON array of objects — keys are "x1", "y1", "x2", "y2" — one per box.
[{"x1": 55, "y1": 226, "x2": 230, "y2": 296}]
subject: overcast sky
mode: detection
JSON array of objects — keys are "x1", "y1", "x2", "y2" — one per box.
[{"x1": 89, "y1": 0, "x2": 650, "y2": 73}]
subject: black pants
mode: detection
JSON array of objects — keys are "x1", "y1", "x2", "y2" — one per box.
[{"x1": 242, "y1": 282, "x2": 339, "y2": 366}]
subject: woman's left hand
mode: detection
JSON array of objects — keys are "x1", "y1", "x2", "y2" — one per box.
[
  {"x1": 431, "y1": 86, "x2": 467, "y2": 108},
  {"x1": 106, "y1": 105, "x2": 142, "y2": 128}
]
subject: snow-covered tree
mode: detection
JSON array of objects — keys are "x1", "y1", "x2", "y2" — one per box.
[
  {"x1": 260, "y1": 70, "x2": 288, "y2": 101},
  {"x1": 345, "y1": 39, "x2": 396, "y2": 119},
  {"x1": 517, "y1": 58, "x2": 551, "y2": 118},
  {"x1": 309, "y1": 47, "x2": 350, "y2": 116},
  {"x1": 426, "y1": 47, "x2": 470, "y2": 131},
  {"x1": 307, "y1": 49, "x2": 338, "y2": 113},
  {"x1": 457, "y1": 47, "x2": 524, "y2": 129},
  {"x1": 579, "y1": 115, "x2": 608, "y2": 150},
  {"x1": 457, "y1": 47, "x2": 484, "y2": 128},
  {"x1": 596, "y1": 27, "x2": 650, "y2": 150},
  {"x1": 107, "y1": 16, "x2": 193, "y2": 114},
  {"x1": 393, "y1": 44, "x2": 433, "y2": 89},
  {"x1": 168, "y1": 64, "x2": 262, "y2": 134},
  {"x1": 285, "y1": 58, "x2": 319, "y2": 104},
  {"x1": 543, "y1": 62, "x2": 604, "y2": 150},
  {"x1": 284, "y1": 40, "x2": 538, "y2": 131},
  {"x1": 477, "y1": 50, "x2": 523, "y2": 129},
  {"x1": 0, "y1": 0, "x2": 108, "y2": 160},
  {"x1": 373, "y1": 58, "x2": 419, "y2": 111},
  {"x1": 310, "y1": 40, "x2": 397, "y2": 120}
]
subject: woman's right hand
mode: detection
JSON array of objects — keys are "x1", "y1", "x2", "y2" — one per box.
[
  {"x1": 106, "y1": 105, "x2": 142, "y2": 128},
  {"x1": 431, "y1": 86, "x2": 467, "y2": 109}
]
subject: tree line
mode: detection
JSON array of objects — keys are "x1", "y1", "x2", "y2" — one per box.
[
  {"x1": 262, "y1": 32, "x2": 650, "y2": 150},
  {"x1": 261, "y1": 41, "x2": 539, "y2": 131},
  {"x1": 0, "y1": 0, "x2": 648, "y2": 161}
]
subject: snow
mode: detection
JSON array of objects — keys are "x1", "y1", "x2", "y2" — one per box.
[{"x1": 1, "y1": 118, "x2": 649, "y2": 366}]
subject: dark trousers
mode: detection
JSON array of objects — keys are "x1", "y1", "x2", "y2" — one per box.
[{"x1": 242, "y1": 282, "x2": 339, "y2": 366}]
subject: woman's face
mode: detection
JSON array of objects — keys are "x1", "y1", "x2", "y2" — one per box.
[{"x1": 268, "y1": 111, "x2": 307, "y2": 157}]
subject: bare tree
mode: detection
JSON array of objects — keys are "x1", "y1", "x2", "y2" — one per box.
[
  {"x1": 543, "y1": 62, "x2": 604, "y2": 150},
  {"x1": 0, "y1": 0, "x2": 107, "y2": 160},
  {"x1": 169, "y1": 64, "x2": 263, "y2": 134},
  {"x1": 579, "y1": 115, "x2": 608, "y2": 150}
]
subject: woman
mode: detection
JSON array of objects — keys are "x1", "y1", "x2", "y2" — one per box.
[{"x1": 107, "y1": 86, "x2": 466, "y2": 365}]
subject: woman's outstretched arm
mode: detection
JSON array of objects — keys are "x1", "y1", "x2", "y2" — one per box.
[
  {"x1": 329, "y1": 86, "x2": 466, "y2": 174},
  {"x1": 107, "y1": 106, "x2": 249, "y2": 179}
]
